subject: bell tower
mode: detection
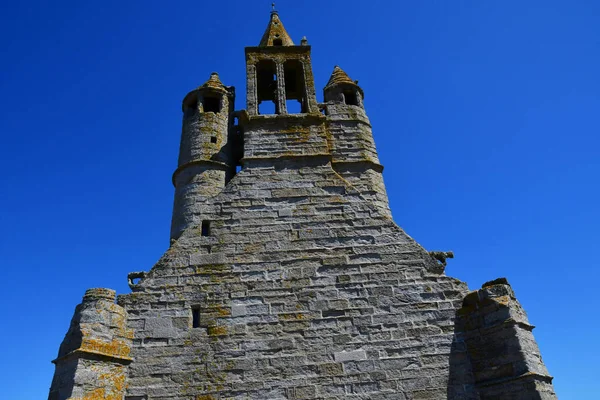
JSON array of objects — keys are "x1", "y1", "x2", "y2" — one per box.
[
  {"x1": 245, "y1": 9, "x2": 319, "y2": 116},
  {"x1": 240, "y1": 8, "x2": 329, "y2": 165}
]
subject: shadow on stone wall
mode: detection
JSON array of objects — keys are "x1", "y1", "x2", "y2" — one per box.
[
  {"x1": 447, "y1": 322, "x2": 478, "y2": 399},
  {"x1": 447, "y1": 278, "x2": 557, "y2": 400}
]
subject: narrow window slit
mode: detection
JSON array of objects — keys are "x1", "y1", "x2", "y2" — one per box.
[
  {"x1": 192, "y1": 307, "x2": 201, "y2": 328},
  {"x1": 201, "y1": 220, "x2": 211, "y2": 236}
]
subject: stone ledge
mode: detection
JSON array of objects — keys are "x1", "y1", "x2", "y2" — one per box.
[
  {"x1": 475, "y1": 371, "x2": 554, "y2": 388},
  {"x1": 332, "y1": 160, "x2": 384, "y2": 173},
  {"x1": 171, "y1": 159, "x2": 231, "y2": 186},
  {"x1": 241, "y1": 153, "x2": 332, "y2": 165},
  {"x1": 462, "y1": 317, "x2": 536, "y2": 337},
  {"x1": 52, "y1": 348, "x2": 133, "y2": 365}
]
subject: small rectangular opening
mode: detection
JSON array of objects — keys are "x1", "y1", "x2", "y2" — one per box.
[
  {"x1": 201, "y1": 220, "x2": 211, "y2": 236},
  {"x1": 192, "y1": 307, "x2": 201, "y2": 328},
  {"x1": 210, "y1": 136, "x2": 217, "y2": 144},
  {"x1": 203, "y1": 96, "x2": 221, "y2": 113},
  {"x1": 236, "y1": 165, "x2": 242, "y2": 173},
  {"x1": 344, "y1": 90, "x2": 359, "y2": 106}
]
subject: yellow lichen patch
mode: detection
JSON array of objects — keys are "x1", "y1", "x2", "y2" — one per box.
[
  {"x1": 288, "y1": 129, "x2": 311, "y2": 143},
  {"x1": 99, "y1": 371, "x2": 126, "y2": 397},
  {"x1": 123, "y1": 328, "x2": 135, "y2": 340},
  {"x1": 494, "y1": 295, "x2": 511, "y2": 306},
  {"x1": 243, "y1": 243, "x2": 262, "y2": 253},
  {"x1": 71, "y1": 387, "x2": 106, "y2": 400},
  {"x1": 207, "y1": 326, "x2": 227, "y2": 336},
  {"x1": 278, "y1": 313, "x2": 307, "y2": 321},
  {"x1": 216, "y1": 306, "x2": 231, "y2": 316},
  {"x1": 201, "y1": 305, "x2": 232, "y2": 317},
  {"x1": 70, "y1": 367, "x2": 126, "y2": 400},
  {"x1": 80, "y1": 337, "x2": 131, "y2": 359}
]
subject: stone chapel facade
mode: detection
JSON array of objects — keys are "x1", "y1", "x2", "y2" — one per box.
[{"x1": 49, "y1": 10, "x2": 557, "y2": 400}]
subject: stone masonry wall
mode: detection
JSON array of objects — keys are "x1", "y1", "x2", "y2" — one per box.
[{"x1": 117, "y1": 158, "x2": 473, "y2": 399}]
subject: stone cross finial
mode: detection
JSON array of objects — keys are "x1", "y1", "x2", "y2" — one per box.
[{"x1": 272, "y1": 3, "x2": 276, "y2": 11}]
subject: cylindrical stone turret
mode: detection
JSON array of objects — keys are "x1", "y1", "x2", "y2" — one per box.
[
  {"x1": 323, "y1": 66, "x2": 390, "y2": 216},
  {"x1": 171, "y1": 72, "x2": 235, "y2": 240}
]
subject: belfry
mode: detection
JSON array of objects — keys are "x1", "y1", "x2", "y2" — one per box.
[{"x1": 49, "y1": 10, "x2": 556, "y2": 400}]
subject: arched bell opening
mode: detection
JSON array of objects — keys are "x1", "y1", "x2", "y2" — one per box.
[
  {"x1": 256, "y1": 60, "x2": 278, "y2": 115},
  {"x1": 284, "y1": 60, "x2": 308, "y2": 114}
]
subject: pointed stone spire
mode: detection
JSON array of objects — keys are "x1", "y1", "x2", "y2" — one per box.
[
  {"x1": 259, "y1": 9, "x2": 294, "y2": 46},
  {"x1": 325, "y1": 66, "x2": 356, "y2": 88}
]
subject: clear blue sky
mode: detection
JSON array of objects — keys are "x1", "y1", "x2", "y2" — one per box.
[{"x1": 1, "y1": 1, "x2": 598, "y2": 398}]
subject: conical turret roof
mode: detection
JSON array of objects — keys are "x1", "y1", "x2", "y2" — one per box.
[
  {"x1": 259, "y1": 11, "x2": 294, "y2": 47},
  {"x1": 199, "y1": 72, "x2": 227, "y2": 92},
  {"x1": 324, "y1": 66, "x2": 364, "y2": 97},
  {"x1": 325, "y1": 66, "x2": 356, "y2": 88}
]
